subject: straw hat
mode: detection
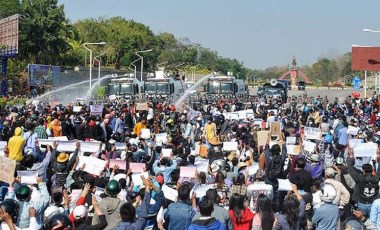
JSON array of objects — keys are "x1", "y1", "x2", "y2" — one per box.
[
  {"x1": 57, "y1": 153, "x2": 69, "y2": 163},
  {"x1": 237, "y1": 162, "x2": 248, "y2": 171}
]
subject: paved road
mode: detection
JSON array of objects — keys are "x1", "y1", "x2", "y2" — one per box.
[{"x1": 249, "y1": 87, "x2": 372, "y2": 101}]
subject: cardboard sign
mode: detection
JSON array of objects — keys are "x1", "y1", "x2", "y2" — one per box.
[
  {"x1": 136, "y1": 103, "x2": 148, "y2": 111},
  {"x1": 223, "y1": 142, "x2": 238, "y2": 151},
  {"x1": 354, "y1": 142, "x2": 378, "y2": 158},
  {"x1": 162, "y1": 149, "x2": 172, "y2": 158},
  {"x1": 109, "y1": 159, "x2": 127, "y2": 170},
  {"x1": 140, "y1": 129, "x2": 151, "y2": 139},
  {"x1": 303, "y1": 140, "x2": 316, "y2": 153},
  {"x1": 129, "y1": 163, "x2": 145, "y2": 173},
  {"x1": 76, "y1": 156, "x2": 107, "y2": 175},
  {"x1": 304, "y1": 127, "x2": 321, "y2": 140},
  {"x1": 0, "y1": 156, "x2": 16, "y2": 183},
  {"x1": 270, "y1": 122, "x2": 281, "y2": 136},
  {"x1": 257, "y1": 131, "x2": 270, "y2": 147},
  {"x1": 286, "y1": 145, "x2": 300, "y2": 155},
  {"x1": 90, "y1": 105, "x2": 103, "y2": 115},
  {"x1": 180, "y1": 166, "x2": 197, "y2": 178},
  {"x1": 18, "y1": 171, "x2": 38, "y2": 184},
  {"x1": 286, "y1": 137, "x2": 296, "y2": 145}
]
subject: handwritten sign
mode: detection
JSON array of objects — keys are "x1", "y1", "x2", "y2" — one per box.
[
  {"x1": 180, "y1": 167, "x2": 197, "y2": 178},
  {"x1": 257, "y1": 131, "x2": 270, "y2": 147},
  {"x1": 0, "y1": 156, "x2": 16, "y2": 183},
  {"x1": 109, "y1": 159, "x2": 127, "y2": 170},
  {"x1": 223, "y1": 142, "x2": 238, "y2": 151},
  {"x1": 270, "y1": 122, "x2": 281, "y2": 136},
  {"x1": 18, "y1": 171, "x2": 38, "y2": 184},
  {"x1": 286, "y1": 145, "x2": 300, "y2": 155},
  {"x1": 354, "y1": 142, "x2": 378, "y2": 158},
  {"x1": 140, "y1": 129, "x2": 151, "y2": 139},
  {"x1": 303, "y1": 140, "x2": 316, "y2": 153},
  {"x1": 90, "y1": 105, "x2": 103, "y2": 115},
  {"x1": 304, "y1": 127, "x2": 321, "y2": 140},
  {"x1": 136, "y1": 103, "x2": 148, "y2": 111},
  {"x1": 129, "y1": 163, "x2": 145, "y2": 173}
]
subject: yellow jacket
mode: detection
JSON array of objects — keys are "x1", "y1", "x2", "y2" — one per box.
[
  {"x1": 133, "y1": 122, "x2": 147, "y2": 137},
  {"x1": 8, "y1": 127, "x2": 25, "y2": 162}
]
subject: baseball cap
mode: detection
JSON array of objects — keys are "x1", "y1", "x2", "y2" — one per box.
[
  {"x1": 73, "y1": 205, "x2": 87, "y2": 220},
  {"x1": 325, "y1": 167, "x2": 335, "y2": 178}
]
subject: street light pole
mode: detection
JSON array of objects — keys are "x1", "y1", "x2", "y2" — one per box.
[
  {"x1": 135, "y1": 49, "x2": 153, "y2": 82},
  {"x1": 94, "y1": 51, "x2": 107, "y2": 86},
  {"x1": 83, "y1": 42, "x2": 106, "y2": 98},
  {"x1": 130, "y1": 58, "x2": 141, "y2": 78}
]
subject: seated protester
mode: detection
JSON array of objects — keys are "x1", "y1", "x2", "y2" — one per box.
[
  {"x1": 252, "y1": 194, "x2": 276, "y2": 230},
  {"x1": 73, "y1": 197, "x2": 107, "y2": 230},
  {"x1": 165, "y1": 169, "x2": 180, "y2": 190},
  {"x1": 230, "y1": 173, "x2": 247, "y2": 197},
  {"x1": 0, "y1": 200, "x2": 38, "y2": 230},
  {"x1": 5, "y1": 178, "x2": 50, "y2": 229},
  {"x1": 273, "y1": 184, "x2": 305, "y2": 230},
  {"x1": 246, "y1": 169, "x2": 273, "y2": 212},
  {"x1": 92, "y1": 180, "x2": 125, "y2": 230},
  {"x1": 212, "y1": 171, "x2": 230, "y2": 208},
  {"x1": 153, "y1": 152, "x2": 178, "y2": 183},
  {"x1": 189, "y1": 196, "x2": 226, "y2": 230},
  {"x1": 289, "y1": 157, "x2": 313, "y2": 193},
  {"x1": 52, "y1": 142, "x2": 80, "y2": 187},
  {"x1": 164, "y1": 183, "x2": 196, "y2": 230},
  {"x1": 312, "y1": 183, "x2": 340, "y2": 230},
  {"x1": 228, "y1": 193, "x2": 254, "y2": 230},
  {"x1": 347, "y1": 147, "x2": 380, "y2": 217},
  {"x1": 114, "y1": 176, "x2": 151, "y2": 230},
  {"x1": 192, "y1": 189, "x2": 232, "y2": 230}
]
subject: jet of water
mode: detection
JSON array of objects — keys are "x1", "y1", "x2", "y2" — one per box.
[
  {"x1": 84, "y1": 75, "x2": 113, "y2": 100},
  {"x1": 174, "y1": 73, "x2": 213, "y2": 108}
]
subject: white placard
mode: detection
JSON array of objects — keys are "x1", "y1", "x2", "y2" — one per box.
[
  {"x1": 180, "y1": 167, "x2": 197, "y2": 178},
  {"x1": 131, "y1": 172, "x2": 150, "y2": 186},
  {"x1": 73, "y1": 106, "x2": 82, "y2": 112},
  {"x1": 0, "y1": 141, "x2": 7, "y2": 151},
  {"x1": 354, "y1": 143, "x2": 378, "y2": 158},
  {"x1": 304, "y1": 127, "x2": 321, "y2": 140},
  {"x1": 162, "y1": 149, "x2": 172, "y2": 158},
  {"x1": 48, "y1": 136, "x2": 68, "y2": 141},
  {"x1": 223, "y1": 142, "x2": 238, "y2": 151},
  {"x1": 303, "y1": 141, "x2": 316, "y2": 153},
  {"x1": 347, "y1": 126, "x2": 360, "y2": 136},
  {"x1": 278, "y1": 179, "x2": 293, "y2": 191},
  {"x1": 76, "y1": 156, "x2": 107, "y2": 175},
  {"x1": 194, "y1": 184, "x2": 214, "y2": 198},
  {"x1": 90, "y1": 105, "x2": 103, "y2": 115},
  {"x1": 114, "y1": 142, "x2": 126, "y2": 150},
  {"x1": 155, "y1": 133, "x2": 168, "y2": 144},
  {"x1": 227, "y1": 113, "x2": 239, "y2": 120},
  {"x1": 247, "y1": 163, "x2": 259, "y2": 175},
  {"x1": 286, "y1": 137, "x2": 296, "y2": 145},
  {"x1": 140, "y1": 129, "x2": 151, "y2": 139},
  {"x1": 195, "y1": 162, "x2": 209, "y2": 173},
  {"x1": 349, "y1": 139, "x2": 363, "y2": 148},
  {"x1": 18, "y1": 171, "x2": 38, "y2": 184},
  {"x1": 162, "y1": 185, "x2": 178, "y2": 202},
  {"x1": 253, "y1": 119, "x2": 263, "y2": 126},
  {"x1": 286, "y1": 145, "x2": 300, "y2": 155}
]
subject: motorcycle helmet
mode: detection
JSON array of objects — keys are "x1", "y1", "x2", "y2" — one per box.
[
  {"x1": 319, "y1": 183, "x2": 337, "y2": 203},
  {"x1": 106, "y1": 180, "x2": 121, "y2": 197},
  {"x1": 15, "y1": 185, "x2": 32, "y2": 201},
  {"x1": 45, "y1": 213, "x2": 73, "y2": 230},
  {"x1": 0, "y1": 199, "x2": 20, "y2": 222}
]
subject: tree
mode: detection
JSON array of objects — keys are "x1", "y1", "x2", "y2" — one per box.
[
  {"x1": 0, "y1": 0, "x2": 20, "y2": 19},
  {"x1": 310, "y1": 58, "x2": 339, "y2": 83}
]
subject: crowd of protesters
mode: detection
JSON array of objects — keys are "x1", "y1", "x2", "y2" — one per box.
[{"x1": 0, "y1": 92, "x2": 380, "y2": 230}]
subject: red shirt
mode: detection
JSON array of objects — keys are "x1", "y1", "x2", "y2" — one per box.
[{"x1": 228, "y1": 207, "x2": 254, "y2": 230}]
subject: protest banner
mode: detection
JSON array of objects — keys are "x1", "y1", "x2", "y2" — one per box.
[
  {"x1": 140, "y1": 129, "x2": 151, "y2": 139},
  {"x1": 0, "y1": 156, "x2": 16, "y2": 183},
  {"x1": 226, "y1": 113, "x2": 239, "y2": 120},
  {"x1": 162, "y1": 185, "x2": 178, "y2": 202},
  {"x1": 354, "y1": 142, "x2": 378, "y2": 158},
  {"x1": 304, "y1": 127, "x2": 321, "y2": 140},
  {"x1": 48, "y1": 136, "x2": 68, "y2": 141},
  {"x1": 131, "y1": 172, "x2": 149, "y2": 186},
  {"x1": 286, "y1": 137, "x2": 296, "y2": 145},
  {"x1": 223, "y1": 142, "x2": 238, "y2": 151},
  {"x1": 270, "y1": 122, "x2": 281, "y2": 136},
  {"x1": 278, "y1": 179, "x2": 293, "y2": 191},
  {"x1": 180, "y1": 167, "x2": 197, "y2": 178},
  {"x1": 129, "y1": 163, "x2": 145, "y2": 173},
  {"x1": 18, "y1": 171, "x2": 38, "y2": 184},
  {"x1": 257, "y1": 131, "x2": 270, "y2": 147},
  {"x1": 135, "y1": 103, "x2": 148, "y2": 111},
  {"x1": 109, "y1": 159, "x2": 127, "y2": 170}
]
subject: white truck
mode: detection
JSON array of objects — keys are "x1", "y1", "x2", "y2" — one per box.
[
  {"x1": 143, "y1": 71, "x2": 186, "y2": 101},
  {"x1": 107, "y1": 75, "x2": 144, "y2": 98},
  {"x1": 205, "y1": 74, "x2": 248, "y2": 97}
]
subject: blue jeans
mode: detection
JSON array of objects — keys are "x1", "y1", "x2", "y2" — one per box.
[{"x1": 358, "y1": 202, "x2": 372, "y2": 217}]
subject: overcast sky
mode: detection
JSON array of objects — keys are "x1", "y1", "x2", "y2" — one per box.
[{"x1": 59, "y1": 0, "x2": 380, "y2": 70}]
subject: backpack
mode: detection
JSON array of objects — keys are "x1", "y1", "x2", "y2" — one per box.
[{"x1": 268, "y1": 155, "x2": 283, "y2": 179}]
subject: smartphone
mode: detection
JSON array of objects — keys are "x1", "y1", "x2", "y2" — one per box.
[{"x1": 41, "y1": 144, "x2": 48, "y2": 149}]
